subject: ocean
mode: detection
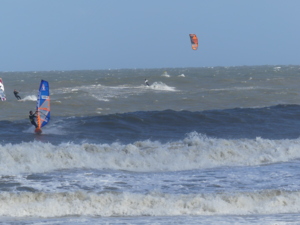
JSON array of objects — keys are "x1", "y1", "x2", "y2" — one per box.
[{"x1": 1, "y1": 65, "x2": 300, "y2": 224}]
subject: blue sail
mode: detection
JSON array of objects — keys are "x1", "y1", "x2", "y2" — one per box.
[{"x1": 36, "y1": 80, "x2": 50, "y2": 128}]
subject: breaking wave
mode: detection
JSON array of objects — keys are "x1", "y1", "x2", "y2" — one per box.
[
  {"x1": 1, "y1": 132, "x2": 300, "y2": 175},
  {"x1": 1, "y1": 189, "x2": 300, "y2": 217}
]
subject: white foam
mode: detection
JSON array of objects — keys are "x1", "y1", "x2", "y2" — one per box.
[{"x1": 0, "y1": 190, "x2": 300, "y2": 217}]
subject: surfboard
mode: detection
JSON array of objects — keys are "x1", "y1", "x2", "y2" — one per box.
[
  {"x1": 34, "y1": 80, "x2": 50, "y2": 134},
  {"x1": 0, "y1": 78, "x2": 7, "y2": 101}
]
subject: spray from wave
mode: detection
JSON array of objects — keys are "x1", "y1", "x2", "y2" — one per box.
[
  {"x1": 18, "y1": 95, "x2": 37, "y2": 102},
  {"x1": 149, "y1": 82, "x2": 176, "y2": 91}
]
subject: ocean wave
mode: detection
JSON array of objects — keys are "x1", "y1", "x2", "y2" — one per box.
[
  {"x1": 1, "y1": 133, "x2": 300, "y2": 175},
  {"x1": 210, "y1": 86, "x2": 265, "y2": 91},
  {"x1": 0, "y1": 189, "x2": 300, "y2": 217}
]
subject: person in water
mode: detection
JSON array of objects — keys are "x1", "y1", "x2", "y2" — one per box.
[
  {"x1": 144, "y1": 79, "x2": 150, "y2": 86},
  {"x1": 13, "y1": 89, "x2": 21, "y2": 100},
  {"x1": 29, "y1": 111, "x2": 38, "y2": 128}
]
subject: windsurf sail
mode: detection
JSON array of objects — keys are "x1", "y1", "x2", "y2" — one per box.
[
  {"x1": 36, "y1": 80, "x2": 50, "y2": 129},
  {"x1": 0, "y1": 78, "x2": 6, "y2": 101},
  {"x1": 189, "y1": 34, "x2": 198, "y2": 50}
]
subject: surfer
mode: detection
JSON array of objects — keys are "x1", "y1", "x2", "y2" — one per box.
[
  {"x1": 145, "y1": 79, "x2": 150, "y2": 86},
  {"x1": 13, "y1": 89, "x2": 21, "y2": 100},
  {"x1": 29, "y1": 111, "x2": 38, "y2": 128}
]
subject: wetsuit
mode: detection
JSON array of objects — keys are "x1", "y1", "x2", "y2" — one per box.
[
  {"x1": 14, "y1": 91, "x2": 21, "y2": 100},
  {"x1": 29, "y1": 114, "x2": 38, "y2": 128}
]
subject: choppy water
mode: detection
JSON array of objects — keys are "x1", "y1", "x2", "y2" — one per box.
[{"x1": 1, "y1": 65, "x2": 300, "y2": 224}]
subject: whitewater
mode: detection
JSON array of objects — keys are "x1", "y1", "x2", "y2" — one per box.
[{"x1": 1, "y1": 65, "x2": 300, "y2": 224}]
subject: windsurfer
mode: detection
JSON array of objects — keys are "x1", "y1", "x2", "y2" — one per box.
[
  {"x1": 13, "y1": 89, "x2": 21, "y2": 100},
  {"x1": 29, "y1": 111, "x2": 38, "y2": 128}
]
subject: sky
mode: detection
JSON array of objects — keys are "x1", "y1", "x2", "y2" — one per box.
[{"x1": 1, "y1": 0, "x2": 300, "y2": 72}]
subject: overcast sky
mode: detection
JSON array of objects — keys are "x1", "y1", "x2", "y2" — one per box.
[{"x1": 1, "y1": 0, "x2": 299, "y2": 71}]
